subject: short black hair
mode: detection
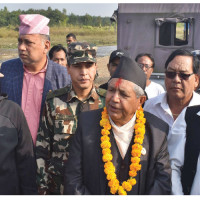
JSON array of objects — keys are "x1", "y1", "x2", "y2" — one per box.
[
  {"x1": 165, "y1": 49, "x2": 199, "y2": 74},
  {"x1": 49, "y1": 44, "x2": 67, "y2": 60},
  {"x1": 135, "y1": 53, "x2": 155, "y2": 68},
  {"x1": 66, "y1": 33, "x2": 76, "y2": 40}
]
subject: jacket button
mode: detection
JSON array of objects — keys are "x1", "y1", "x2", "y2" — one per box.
[{"x1": 121, "y1": 164, "x2": 125, "y2": 169}]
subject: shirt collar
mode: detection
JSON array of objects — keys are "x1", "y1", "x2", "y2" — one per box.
[
  {"x1": 160, "y1": 91, "x2": 200, "y2": 116},
  {"x1": 160, "y1": 92, "x2": 172, "y2": 114},
  {"x1": 160, "y1": 91, "x2": 198, "y2": 109},
  {"x1": 23, "y1": 59, "x2": 48, "y2": 74},
  {"x1": 66, "y1": 85, "x2": 99, "y2": 102},
  {"x1": 188, "y1": 91, "x2": 200, "y2": 107}
]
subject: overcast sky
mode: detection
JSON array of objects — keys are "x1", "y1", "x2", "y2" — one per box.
[
  {"x1": 1, "y1": 0, "x2": 197, "y2": 17},
  {"x1": 0, "y1": 3, "x2": 118, "y2": 17}
]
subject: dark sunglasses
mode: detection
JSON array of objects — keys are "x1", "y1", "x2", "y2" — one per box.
[{"x1": 165, "y1": 71, "x2": 194, "y2": 80}]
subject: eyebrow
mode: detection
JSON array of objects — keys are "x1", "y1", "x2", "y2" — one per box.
[
  {"x1": 167, "y1": 66, "x2": 188, "y2": 72},
  {"x1": 18, "y1": 38, "x2": 34, "y2": 43},
  {"x1": 108, "y1": 84, "x2": 128, "y2": 93}
]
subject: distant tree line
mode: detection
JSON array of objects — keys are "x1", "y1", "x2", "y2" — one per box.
[{"x1": 0, "y1": 6, "x2": 112, "y2": 27}]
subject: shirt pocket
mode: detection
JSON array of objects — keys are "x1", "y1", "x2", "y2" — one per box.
[{"x1": 53, "y1": 115, "x2": 77, "y2": 152}]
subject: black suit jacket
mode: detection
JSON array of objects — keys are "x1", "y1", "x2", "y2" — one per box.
[
  {"x1": 64, "y1": 109, "x2": 171, "y2": 195},
  {"x1": 181, "y1": 105, "x2": 200, "y2": 195}
]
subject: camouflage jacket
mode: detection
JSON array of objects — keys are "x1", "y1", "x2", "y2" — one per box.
[{"x1": 36, "y1": 85, "x2": 106, "y2": 195}]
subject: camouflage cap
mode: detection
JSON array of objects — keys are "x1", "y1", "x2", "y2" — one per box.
[{"x1": 68, "y1": 42, "x2": 97, "y2": 65}]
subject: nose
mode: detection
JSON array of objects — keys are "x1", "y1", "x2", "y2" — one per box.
[
  {"x1": 18, "y1": 42, "x2": 26, "y2": 51},
  {"x1": 173, "y1": 73, "x2": 182, "y2": 82},
  {"x1": 112, "y1": 91, "x2": 120, "y2": 102},
  {"x1": 80, "y1": 65, "x2": 88, "y2": 75},
  {"x1": 142, "y1": 65, "x2": 148, "y2": 72}
]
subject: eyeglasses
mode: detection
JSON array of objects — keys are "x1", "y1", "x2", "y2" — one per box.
[
  {"x1": 137, "y1": 63, "x2": 152, "y2": 70},
  {"x1": 165, "y1": 71, "x2": 194, "y2": 80}
]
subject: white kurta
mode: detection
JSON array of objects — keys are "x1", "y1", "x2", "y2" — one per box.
[{"x1": 144, "y1": 91, "x2": 200, "y2": 195}]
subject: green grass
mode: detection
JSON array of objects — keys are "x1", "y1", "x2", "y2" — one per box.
[
  {"x1": 0, "y1": 27, "x2": 19, "y2": 48},
  {"x1": 0, "y1": 25, "x2": 117, "y2": 49}
]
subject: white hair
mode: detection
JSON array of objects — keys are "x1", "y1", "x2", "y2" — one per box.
[
  {"x1": 133, "y1": 83, "x2": 145, "y2": 98},
  {"x1": 107, "y1": 78, "x2": 145, "y2": 98}
]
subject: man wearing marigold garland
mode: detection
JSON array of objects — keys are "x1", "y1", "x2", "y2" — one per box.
[{"x1": 64, "y1": 56, "x2": 171, "y2": 195}]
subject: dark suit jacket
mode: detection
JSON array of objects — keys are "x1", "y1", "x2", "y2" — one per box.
[
  {"x1": 0, "y1": 94, "x2": 37, "y2": 194},
  {"x1": 0, "y1": 58, "x2": 70, "y2": 116},
  {"x1": 64, "y1": 109, "x2": 171, "y2": 195},
  {"x1": 181, "y1": 105, "x2": 200, "y2": 195}
]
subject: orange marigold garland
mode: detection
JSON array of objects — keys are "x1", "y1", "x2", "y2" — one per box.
[{"x1": 100, "y1": 106, "x2": 146, "y2": 195}]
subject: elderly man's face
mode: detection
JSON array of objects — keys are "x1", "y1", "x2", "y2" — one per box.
[
  {"x1": 165, "y1": 55, "x2": 199, "y2": 103},
  {"x1": 106, "y1": 78, "x2": 146, "y2": 127},
  {"x1": 18, "y1": 34, "x2": 50, "y2": 67},
  {"x1": 52, "y1": 50, "x2": 67, "y2": 67}
]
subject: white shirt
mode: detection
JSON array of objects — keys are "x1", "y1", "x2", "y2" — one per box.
[
  {"x1": 145, "y1": 81, "x2": 165, "y2": 99},
  {"x1": 144, "y1": 91, "x2": 200, "y2": 195},
  {"x1": 109, "y1": 114, "x2": 136, "y2": 159}
]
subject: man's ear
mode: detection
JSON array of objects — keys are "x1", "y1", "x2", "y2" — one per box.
[
  {"x1": 139, "y1": 95, "x2": 146, "y2": 108},
  {"x1": 194, "y1": 74, "x2": 199, "y2": 90},
  {"x1": 94, "y1": 62, "x2": 97, "y2": 69},
  {"x1": 44, "y1": 40, "x2": 50, "y2": 54},
  {"x1": 93, "y1": 63, "x2": 98, "y2": 80},
  {"x1": 107, "y1": 63, "x2": 110, "y2": 70},
  {"x1": 67, "y1": 65, "x2": 71, "y2": 74}
]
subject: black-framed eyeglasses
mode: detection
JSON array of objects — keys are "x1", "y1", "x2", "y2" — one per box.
[
  {"x1": 137, "y1": 63, "x2": 152, "y2": 70},
  {"x1": 165, "y1": 71, "x2": 194, "y2": 80}
]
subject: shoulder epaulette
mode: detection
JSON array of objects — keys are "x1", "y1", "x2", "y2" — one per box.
[
  {"x1": 96, "y1": 87, "x2": 107, "y2": 97},
  {"x1": 46, "y1": 86, "x2": 71, "y2": 100}
]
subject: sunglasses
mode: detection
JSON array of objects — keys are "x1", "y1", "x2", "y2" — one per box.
[
  {"x1": 165, "y1": 71, "x2": 194, "y2": 80},
  {"x1": 137, "y1": 63, "x2": 152, "y2": 70}
]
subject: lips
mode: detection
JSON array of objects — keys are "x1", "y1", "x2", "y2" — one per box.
[
  {"x1": 108, "y1": 104, "x2": 120, "y2": 112},
  {"x1": 171, "y1": 86, "x2": 182, "y2": 90},
  {"x1": 79, "y1": 79, "x2": 89, "y2": 83},
  {"x1": 170, "y1": 87, "x2": 183, "y2": 93},
  {"x1": 19, "y1": 54, "x2": 28, "y2": 58}
]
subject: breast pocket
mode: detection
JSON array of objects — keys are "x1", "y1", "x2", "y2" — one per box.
[{"x1": 53, "y1": 115, "x2": 77, "y2": 152}]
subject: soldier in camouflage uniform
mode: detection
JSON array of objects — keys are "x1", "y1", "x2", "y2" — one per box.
[{"x1": 36, "y1": 42, "x2": 106, "y2": 195}]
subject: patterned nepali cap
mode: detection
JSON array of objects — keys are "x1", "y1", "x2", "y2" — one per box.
[
  {"x1": 19, "y1": 14, "x2": 50, "y2": 35},
  {"x1": 68, "y1": 42, "x2": 97, "y2": 65}
]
